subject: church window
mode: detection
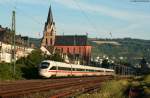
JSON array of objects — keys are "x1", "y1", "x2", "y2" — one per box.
[
  {"x1": 46, "y1": 38, "x2": 48, "y2": 45},
  {"x1": 50, "y1": 39, "x2": 52, "y2": 45},
  {"x1": 73, "y1": 48, "x2": 75, "y2": 54},
  {"x1": 61, "y1": 48, "x2": 63, "y2": 53},
  {"x1": 67, "y1": 48, "x2": 69, "y2": 53}
]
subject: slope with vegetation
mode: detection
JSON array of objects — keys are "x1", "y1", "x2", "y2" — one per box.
[{"x1": 89, "y1": 38, "x2": 150, "y2": 65}]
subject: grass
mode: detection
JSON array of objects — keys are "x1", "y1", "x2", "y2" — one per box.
[
  {"x1": 143, "y1": 74, "x2": 150, "y2": 83},
  {"x1": 0, "y1": 63, "x2": 23, "y2": 81},
  {"x1": 143, "y1": 74, "x2": 150, "y2": 98},
  {"x1": 78, "y1": 79, "x2": 130, "y2": 98}
]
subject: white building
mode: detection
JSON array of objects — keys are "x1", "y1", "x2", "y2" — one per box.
[{"x1": 0, "y1": 41, "x2": 34, "y2": 63}]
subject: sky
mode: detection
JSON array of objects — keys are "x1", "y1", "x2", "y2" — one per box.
[{"x1": 0, "y1": 0, "x2": 150, "y2": 39}]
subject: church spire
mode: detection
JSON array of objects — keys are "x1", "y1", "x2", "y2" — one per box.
[
  {"x1": 47, "y1": 6, "x2": 53, "y2": 25},
  {"x1": 41, "y1": 5, "x2": 56, "y2": 47}
]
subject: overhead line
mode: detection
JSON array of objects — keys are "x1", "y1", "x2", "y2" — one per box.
[{"x1": 72, "y1": 0, "x2": 99, "y2": 35}]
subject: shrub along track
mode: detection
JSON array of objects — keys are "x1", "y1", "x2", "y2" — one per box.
[{"x1": 0, "y1": 76, "x2": 112, "y2": 98}]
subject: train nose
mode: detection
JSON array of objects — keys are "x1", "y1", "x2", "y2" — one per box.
[{"x1": 39, "y1": 69, "x2": 50, "y2": 78}]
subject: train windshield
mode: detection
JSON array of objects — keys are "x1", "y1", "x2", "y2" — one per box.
[{"x1": 40, "y1": 62, "x2": 49, "y2": 69}]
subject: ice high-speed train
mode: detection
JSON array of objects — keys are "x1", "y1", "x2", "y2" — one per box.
[{"x1": 39, "y1": 60, "x2": 115, "y2": 78}]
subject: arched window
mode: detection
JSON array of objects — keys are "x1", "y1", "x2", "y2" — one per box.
[
  {"x1": 46, "y1": 38, "x2": 48, "y2": 45},
  {"x1": 73, "y1": 48, "x2": 75, "y2": 54},
  {"x1": 79, "y1": 47, "x2": 81, "y2": 53},
  {"x1": 61, "y1": 48, "x2": 63, "y2": 53},
  {"x1": 50, "y1": 39, "x2": 52, "y2": 45},
  {"x1": 67, "y1": 48, "x2": 69, "y2": 53}
]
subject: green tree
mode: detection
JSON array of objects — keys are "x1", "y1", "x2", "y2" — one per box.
[
  {"x1": 50, "y1": 52, "x2": 63, "y2": 62},
  {"x1": 16, "y1": 49, "x2": 45, "y2": 79},
  {"x1": 102, "y1": 59, "x2": 109, "y2": 68}
]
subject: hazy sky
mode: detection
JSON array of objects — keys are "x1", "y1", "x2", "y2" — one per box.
[{"x1": 0, "y1": 0, "x2": 150, "y2": 39}]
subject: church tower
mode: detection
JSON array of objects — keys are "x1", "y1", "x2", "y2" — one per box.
[{"x1": 41, "y1": 6, "x2": 56, "y2": 47}]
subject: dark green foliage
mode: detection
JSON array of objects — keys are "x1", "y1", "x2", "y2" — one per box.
[
  {"x1": 16, "y1": 49, "x2": 45, "y2": 79},
  {"x1": 139, "y1": 58, "x2": 150, "y2": 74},
  {"x1": 50, "y1": 53, "x2": 63, "y2": 62},
  {"x1": 101, "y1": 59, "x2": 109, "y2": 68},
  {"x1": 17, "y1": 49, "x2": 44, "y2": 67},
  {"x1": 140, "y1": 58, "x2": 147, "y2": 68},
  {"x1": 16, "y1": 49, "x2": 63, "y2": 79}
]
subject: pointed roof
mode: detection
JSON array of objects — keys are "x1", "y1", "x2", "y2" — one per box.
[
  {"x1": 47, "y1": 6, "x2": 53, "y2": 25},
  {"x1": 44, "y1": 6, "x2": 54, "y2": 30}
]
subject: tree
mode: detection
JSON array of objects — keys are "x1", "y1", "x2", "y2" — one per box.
[
  {"x1": 140, "y1": 58, "x2": 149, "y2": 74},
  {"x1": 140, "y1": 58, "x2": 147, "y2": 69},
  {"x1": 101, "y1": 59, "x2": 109, "y2": 68},
  {"x1": 16, "y1": 49, "x2": 44, "y2": 66},
  {"x1": 50, "y1": 52, "x2": 63, "y2": 62}
]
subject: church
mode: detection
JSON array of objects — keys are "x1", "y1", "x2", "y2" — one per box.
[{"x1": 41, "y1": 6, "x2": 92, "y2": 65}]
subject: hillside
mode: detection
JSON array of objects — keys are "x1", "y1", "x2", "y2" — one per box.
[
  {"x1": 29, "y1": 38, "x2": 41, "y2": 48},
  {"x1": 89, "y1": 38, "x2": 150, "y2": 65}
]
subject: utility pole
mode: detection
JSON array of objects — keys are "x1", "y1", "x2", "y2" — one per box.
[
  {"x1": 12, "y1": 10, "x2": 16, "y2": 76},
  {"x1": 73, "y1": 35, "x2": 76, "y2": 64}
]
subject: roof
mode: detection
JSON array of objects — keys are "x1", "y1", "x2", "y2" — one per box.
[
  {"x1": 44, "y1": 6, "x2": 54, "y2": 31},
  {"x1": 0, "y1": 28, "x2": 5, "y2": 32},
  {"x1": 55, "y1": 35, "x2": 88, "y2": 46}
]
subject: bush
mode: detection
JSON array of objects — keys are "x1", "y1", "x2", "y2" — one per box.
[
  {"x1": 0, "y1": 63, "x2": 22, "y2": 80},
  {"x1": 16, "y1": 49, "x2": 45, "y2": 79},
  {"x1": 17, "y1": 49, "x2": 45, "y2": 67}
]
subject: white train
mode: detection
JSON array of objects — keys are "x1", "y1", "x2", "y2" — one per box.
[{"x1": 39, "y1": 60, "x2": 115, "y2": 78}]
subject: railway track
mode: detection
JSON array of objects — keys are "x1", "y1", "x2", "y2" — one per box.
[{"x1": 0, "y1": 76, "x2": 113, "y2": 98}]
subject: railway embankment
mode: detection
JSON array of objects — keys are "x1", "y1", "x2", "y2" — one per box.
[
  {"x1": 0, "y1": 76, "x2": 112, "y2": 98},
  {"x1": 78, "y1": 75, "x2": 150, "y2": 98},
  {"x1": 78, "y1": 79, "x2": 130, "y2": 98}
]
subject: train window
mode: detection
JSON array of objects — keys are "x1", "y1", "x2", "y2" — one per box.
[
  {"x1": 40, "y1": 62, "x2": 49, "y2": 69},
  {"x1": 86, "y1": 69, "x2": 95, "y2": 72},
  {"x1": 72, "y1": 68, "x2": 76, "y2": 71},
  {"x1": 106, "y1": 71, "x2": 112, "y2": 72},
  {"x1": 98, "y1": 70, "x2": 104, "y2": 72},
  {"x1": 58, "y1": 67, "x2": 71, "y2": 71},
  {"x1": 76, "y1": 68, "x2": 84, "y2": 71},
  {"x1": 50, "y1": 66, "x2": 56, "y2": 70}
]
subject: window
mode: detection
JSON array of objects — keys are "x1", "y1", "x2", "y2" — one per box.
[
  {"x1": 46, "y1": 38, "x2": 48, "y2": 45},
  {"x1": 58, "y1": 67, "x2": 71, "y2": 71},
  {"x1": 40, "y1": 62, "x2": 49, "y2": 69},
  {"x1": 50, "y1": 32, "x2": 53, "y2": 36},
  {"x1": 73, "y1": 48, "x2": 75, "y2": 53},
  {"x1": 72, "y1": 68, "x2": 76, "y2": 71},
  {"x1": 61, "y1": 48, "x2": 63, "y2": 53},
  {"x1": 50, "y1": 66, "x2": 57, "y2": 70},
  {"x1": 86, "y1": 69, "x2": 95, "y2": 72},
  {"x1": 67, "y1": 48, "x2": 69, "y2": 53},
  {"x1": 50, "y1": 39, "x2": 52, "y2": 45},
  {"x1": 79, "y1": 47, "x2": 81, "y2": 53},
  {"x1": 98, "y1": 70, "x2": 104, "y2": 72},
  {"x1": 76, "y1": 68, "x2": 85, "y2": 71}
]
